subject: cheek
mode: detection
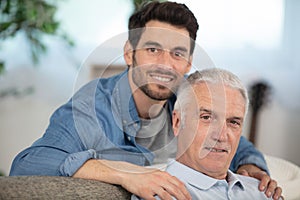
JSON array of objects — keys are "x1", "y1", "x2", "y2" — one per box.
[
  {"x1": 173, "y1": 65, "x2": 190, "y2": 76},
  {"x1": 229, "y1": 133, "x2": 241, "y2": 152}
]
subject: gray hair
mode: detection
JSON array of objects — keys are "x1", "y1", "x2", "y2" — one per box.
[{"x1": 174, "y1": 68, "x2": 249, "y2": 123}]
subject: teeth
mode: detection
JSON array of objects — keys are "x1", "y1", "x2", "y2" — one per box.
[
  {"x1": 152, "y1": 75, "x2": 172, "y2": 82},
  {"x1": 207, "y1": 148, "x2": 226, "y2": 153}
]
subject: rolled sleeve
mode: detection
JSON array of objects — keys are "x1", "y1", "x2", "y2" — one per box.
[{"x1": 60, "y1": 149, "x2": 97, "y2": 176}]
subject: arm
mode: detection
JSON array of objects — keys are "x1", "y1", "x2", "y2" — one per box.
[
  {"x1": 9, "y1": 107, "x2": 96, "y2": 176},
  {"x1": 73, "y1": 159, "x2": 191, "y2": 200},
  {"x1": 230, "y1": 136, "x2": 269, "y2": 173},
  {"x1": 10, "y1": 89, "x2": 96, "y2": 176},
  {"x1": 231, "y1": 136, "x2": 283, "y2": 200}
]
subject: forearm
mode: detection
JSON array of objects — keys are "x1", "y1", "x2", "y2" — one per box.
[
  {"x1": 72, "y1": 159, "x2": 154, "y2": 185},
  {"x1": 73, "y1": 159, "x2": 191, "y2": 200}
]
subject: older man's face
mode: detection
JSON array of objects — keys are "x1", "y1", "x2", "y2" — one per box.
[{"x1": 174, "y1": 82, "x2": 246, "y2": 179}]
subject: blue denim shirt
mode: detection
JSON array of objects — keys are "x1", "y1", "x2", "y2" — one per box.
[{"x1": 10, "y1": 69, "x2": 269, "y2": 176}]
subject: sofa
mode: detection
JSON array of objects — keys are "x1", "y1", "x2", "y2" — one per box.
[
  {"x1": 1, "y1": 155, "x2": 300, "y2": 200},
  {"x1": 0, "y1": 176, "x2": 131, "y2": 199}
]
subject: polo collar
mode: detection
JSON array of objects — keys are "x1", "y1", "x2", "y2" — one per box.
[{"x1": 166, "y1": 160, "x2": 245, "y2": 191}]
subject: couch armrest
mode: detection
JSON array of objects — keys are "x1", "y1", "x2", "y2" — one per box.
[{"x1": 0, "y1": 176, "x2": 131, "y2": 199}]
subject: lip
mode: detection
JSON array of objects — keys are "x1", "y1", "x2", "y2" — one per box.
[{"x1": 204, "y1": 147, "x2": 229, "y2": 153}]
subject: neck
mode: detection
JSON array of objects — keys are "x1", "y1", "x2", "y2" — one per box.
[{"x1": 176, "y1": 155, "x2": 228, "y2": 180}]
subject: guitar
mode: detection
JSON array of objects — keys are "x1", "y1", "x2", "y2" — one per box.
[{"x1": 248, "y1": 81, "x2": 271, "y2": 146}]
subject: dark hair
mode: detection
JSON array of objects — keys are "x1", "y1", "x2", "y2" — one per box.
[{"x1": 128, "y1": 1, "x2": 199, "y2": 54}]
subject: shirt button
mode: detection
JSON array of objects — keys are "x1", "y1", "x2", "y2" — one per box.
[
  {"x1": 133, "y1": 123, "x2": 138, "y2": 127},
  {"x1": 127, "y1": 136, "x2": 131, "y2": 141}
]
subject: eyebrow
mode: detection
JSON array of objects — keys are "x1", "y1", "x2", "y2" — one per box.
[
  {"x1": 142, "y1": 41, "x2": 188, "y2": 52},
  {"x1": 228, "y1": 116, "x2": 244, "y2": 122},
  {"x1": 142, "y1": 41, "x2": 162, "y2": 48},
  {"x1": 199, "y1": 107, "x2": 244, "y2": 121},
  {"x1": 199, "y1": 107, "x2": 212, "y2": 113}
]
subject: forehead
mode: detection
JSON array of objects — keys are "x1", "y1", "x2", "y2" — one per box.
[
  {"x1": 192, "y1": 83, "x2": 246, "y2": 115},
  {"x1": 137, "y1": 20, "x2": 191, "y2": 50}
]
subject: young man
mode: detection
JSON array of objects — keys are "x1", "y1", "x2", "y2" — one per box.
[
  {"x1": 132, "y1": 68, "x2": 283, "y2": 199},
  {"x1": 10, "y1": 1, "x2": 281, "y2": 199}
]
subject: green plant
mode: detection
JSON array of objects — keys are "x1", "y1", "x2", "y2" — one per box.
[{"x1": 0, "y1": 0, "x2": 74, "y2": 64}]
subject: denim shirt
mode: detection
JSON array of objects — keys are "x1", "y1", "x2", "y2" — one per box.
[{"x1": 10, "y1": 69, "x2": 269, "y2": 176}]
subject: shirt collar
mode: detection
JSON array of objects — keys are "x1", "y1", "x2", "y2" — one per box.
[
  {"x1": 227, "y1": 170, "x2": 245, "y2": 191},
  {"x1": 166, "y1": 160, "x2": 244, "y2": 191},
  {"x1": 112, "y1": 69, "x2": 140, "y2": 136}
]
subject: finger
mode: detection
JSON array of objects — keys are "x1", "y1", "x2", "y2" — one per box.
[
  {"x1": 155, "y1": 187, "x2": 173, "y2": 200},
  {"x1": 264, "y1": 179, "x2": 277, "y2": 198},
  {"x1": 272, "y1": 186, "x2": 282, "y2": 200},
  {"x1": 255, "y1": 173, "x2": 270, "y2": 191},
  {"x1": 161, "y1": 174, "x2": 191, "y2": 200}
]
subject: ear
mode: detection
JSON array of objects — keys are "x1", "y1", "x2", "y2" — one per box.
[
  {"x1": 172, "y1": 110, "x2": 181, "y2": 137},
  {"x1": 124, "y1": 40, "x2": 134, "y2": 66}
]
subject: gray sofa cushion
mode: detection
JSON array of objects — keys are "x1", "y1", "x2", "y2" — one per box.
[{"x1": 0, "y1": 176, "x2": 131, "y2": 199}]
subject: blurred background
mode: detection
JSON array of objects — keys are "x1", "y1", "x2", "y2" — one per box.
[{"x1": 0, "y1": 0, "x2": 299, "y2": 177}]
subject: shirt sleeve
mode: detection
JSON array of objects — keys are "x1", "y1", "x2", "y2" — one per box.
[
  {"x1": 10, "y1": 96, "x2": 98, "y2": 176},
  {"x1": 10, "y1": 146, "x2": 96, "y2": 176},
  {"x1": 229, "y1": 136, "x2": 269, "y2": 175}
]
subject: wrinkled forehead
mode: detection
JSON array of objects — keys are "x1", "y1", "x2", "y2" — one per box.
[{"x1": 137, "y1": 27, "x2": 191, "y2": 51}]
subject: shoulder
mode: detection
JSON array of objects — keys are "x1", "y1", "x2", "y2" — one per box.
[{"x1": 235, "y1": 174, "x2": 272, "y2": 199}]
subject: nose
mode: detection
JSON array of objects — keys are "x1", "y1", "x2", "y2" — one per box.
[
  {"x1": 158, "y1": 49, "x2": 173, "y2": 69},
  {"x1": 211, "y1": 121, "x2": 228, "y2": 142}
]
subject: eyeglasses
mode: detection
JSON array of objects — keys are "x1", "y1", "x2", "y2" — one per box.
[{"x1": 138, "y1": 47, "x2": 190, "y2": 63}]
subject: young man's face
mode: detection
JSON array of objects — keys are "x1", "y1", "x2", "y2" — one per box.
[
  {"x1": 174, "y1": 83, "x2": 246, "y2": 179},
  {"x1": 126, "y1": 20, "x2": 192, "y2": 101}
]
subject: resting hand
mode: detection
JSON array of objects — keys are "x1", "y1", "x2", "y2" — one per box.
[
  {"x1": 121, "y1": 168, "x2": 191, "y2": 200},
  {"x1": 237, "y1": 164, "x2": 283, "y2": 200}
]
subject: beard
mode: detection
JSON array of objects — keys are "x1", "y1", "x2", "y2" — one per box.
[
  {"x1": 137, "y1": 83, "x2": 175, "y2": 101},
  {"x1": 131, "y1": 59, "x2": 181, "y2": 101}
]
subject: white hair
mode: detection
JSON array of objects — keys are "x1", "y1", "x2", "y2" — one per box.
[{"x1": 174, "y1": 68, "x2": 249, "y2": 124}]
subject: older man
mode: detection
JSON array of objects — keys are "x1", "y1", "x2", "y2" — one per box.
[{"x1": 133, "y1": 68, "x2": 283, "y2": 199}]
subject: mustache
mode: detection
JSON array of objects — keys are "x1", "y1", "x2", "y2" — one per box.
[{"x1": 203, "y1": 141, "x2": 230, "y2": 151}]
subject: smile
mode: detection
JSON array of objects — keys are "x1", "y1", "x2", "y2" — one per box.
[
  {"x1": 205, "y1": 147, "x2": 228, "y2": 153},
  {"x1": 150, "y1": 75, "x2": 173, "y2": 82}
]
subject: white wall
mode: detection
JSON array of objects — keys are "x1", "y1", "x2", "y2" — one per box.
[{"x1": 1, "y1": 0, "x2": 299, "y2": 176}]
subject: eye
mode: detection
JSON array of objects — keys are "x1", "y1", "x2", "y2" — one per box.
[
  {"x1": 174, "y1": 51, "x2": 183, "y2": 57},
  {"x1": 200, "y1": 114, "x2": 212, "y2": 122},
  {"x1": 146, "y1": 47, "x2": 162, "y2": 55},
  {"x1": 228, "y1": 119, "x2": 241, "y2": 128},
  {"x1": 171, "y1": 51, "x2": 187, "y2": 60}
]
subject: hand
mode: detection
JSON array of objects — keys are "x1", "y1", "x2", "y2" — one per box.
[
  {"x1": 73, "y1": 159, "x2": 191, "y2": 200},
  {"x1": 237, "y1": 164, "x2": 283, "y2": 200},
  {"x1": 121, "y1": 168, "x2": 191, "y2": 200}
]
